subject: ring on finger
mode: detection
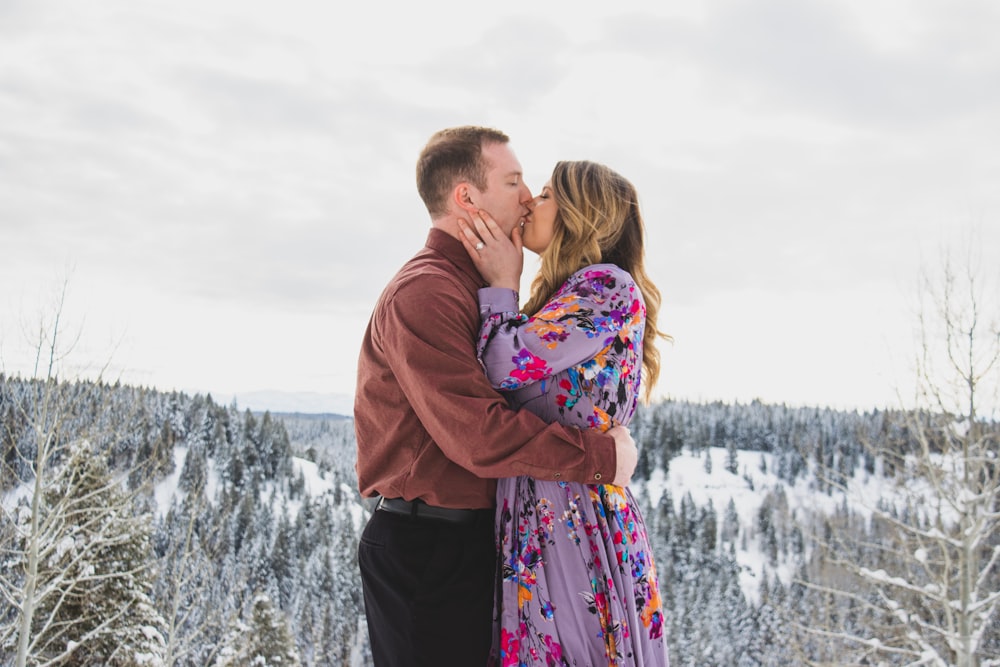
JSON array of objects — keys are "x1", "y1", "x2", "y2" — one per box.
[{"x1": 475, "y1": 242, "x2": 485, "y2": 250}]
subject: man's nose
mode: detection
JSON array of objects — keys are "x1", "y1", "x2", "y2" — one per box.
[{"x1": 520, "y1": 184, "x2": 533, "y2": 206}]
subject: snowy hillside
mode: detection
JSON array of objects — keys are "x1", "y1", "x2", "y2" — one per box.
[
  {"x1": 642, "y1": 446, "x2": 898, "y2": 605},
  {"x1": 154, "y1": 445, "x2": 368, "y2": 533},
  {"x1": 4, "y1": 375, "x2": 997, "y2": 666}
]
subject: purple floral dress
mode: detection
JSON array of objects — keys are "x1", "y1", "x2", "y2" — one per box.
[{"x1": 477, "y1": 264, "x2": 669, "y2": 666}]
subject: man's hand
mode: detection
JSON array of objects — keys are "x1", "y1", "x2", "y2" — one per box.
[{"x1": 609, "y1": 425, "x2": 637, "y2": 487}]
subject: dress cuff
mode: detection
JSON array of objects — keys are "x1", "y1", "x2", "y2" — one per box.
[{"x1": 477, "y1": 287, "x2": 520, "y2": 318}]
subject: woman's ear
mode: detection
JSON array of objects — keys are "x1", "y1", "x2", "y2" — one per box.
[{"x1": 452, "y1": 183, "x2": 478, "y2": 213}]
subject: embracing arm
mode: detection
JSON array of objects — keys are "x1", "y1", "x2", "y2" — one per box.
[
  {"x1": 379, "y1": 274, "x2": 634, "y2": 485},
  {"x1": 476, "y1": 265, "x2": 643, "y2": 391}
]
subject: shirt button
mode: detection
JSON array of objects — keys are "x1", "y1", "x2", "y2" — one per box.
[
  {"x1": 594, "y1": 473, "x2": 602, "y2": 481},
  {"x1": 554, "y1": 472, "x2": 562, "y2": 479}
]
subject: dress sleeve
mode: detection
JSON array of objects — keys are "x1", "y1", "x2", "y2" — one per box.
[{"x1": 477, "y1": 265, "x2": 644, "y2": 391}]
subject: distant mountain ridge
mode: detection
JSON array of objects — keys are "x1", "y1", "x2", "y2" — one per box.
[{"x1": 213, "y1": 389, "x2": 354, "y2": 417}]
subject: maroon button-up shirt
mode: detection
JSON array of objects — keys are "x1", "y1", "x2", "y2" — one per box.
[{"x1": 354, "y1": 228, "x2": 617, "y2": 509}]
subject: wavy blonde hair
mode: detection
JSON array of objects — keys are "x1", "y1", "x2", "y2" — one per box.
[{"x1": 522, "y1": 161, "x2": 668, "y2": 402}]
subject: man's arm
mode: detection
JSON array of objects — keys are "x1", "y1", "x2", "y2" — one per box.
[{"x1": 381, "y1": 274, "x2": 630, "y2": 484}]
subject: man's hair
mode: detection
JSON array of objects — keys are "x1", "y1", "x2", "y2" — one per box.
[{"x1": 416, "y1": 126, "x2": 510, "y2": 218}]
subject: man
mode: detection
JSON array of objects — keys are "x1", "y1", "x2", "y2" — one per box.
[{"x1": 354, "y1": 126, "x2": 638, "y2": 666}]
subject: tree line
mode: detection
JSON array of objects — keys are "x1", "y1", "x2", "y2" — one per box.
[{"x1": 3, "y1": 371, "x2": 996, "y2": 666}]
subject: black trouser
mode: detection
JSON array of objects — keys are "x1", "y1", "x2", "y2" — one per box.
[{"x1": 358, "y1": 503, "x2": 496, "y2": 666}]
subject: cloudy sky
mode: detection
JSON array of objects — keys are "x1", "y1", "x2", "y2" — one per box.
[{"x1": 2, "y1": 0, "x2": 998, "y2": 413}]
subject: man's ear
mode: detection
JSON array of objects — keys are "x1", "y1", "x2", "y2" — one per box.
[{"x1": 452, "y1": 183, "x2": 478, "y2": 213}]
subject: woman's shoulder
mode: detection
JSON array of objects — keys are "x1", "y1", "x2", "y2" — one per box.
[
  {"x1": 545, "y1": 264, "x2": 639, "y2": 308},
  {"x1": 564, "y1": 263, "x2": 637, "y2": 293}
]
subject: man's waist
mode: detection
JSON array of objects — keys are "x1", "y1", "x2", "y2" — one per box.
[
  {"x1": 375, "y1": 497, "x2": 493, "y2": 524},
  {"x1": 358, "y1": 462, "x2": 497, "y2": 509}
]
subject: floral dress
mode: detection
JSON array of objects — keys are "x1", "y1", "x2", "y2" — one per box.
[{"x1": 477, "y1": 264, "x2": 669, "y2": 666}]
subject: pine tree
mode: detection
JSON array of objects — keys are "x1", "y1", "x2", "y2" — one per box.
[
  {"x1": 12, "y1": 439, "x2": 166, "y2": 665},
  {"x1": 156, "y1": 491, "x2": 229, "y2": 667},
  {"x1": 270, "y1": 507, "x2": 296, "y2": 609},
  {"x1": 725, "y1": 439, "x2": 739, "y2": 475},
  {"x1": 720, "y1": 497, "x2": 740, "y2": 546},
  {"x1": 213, "y1": 592, "x2": 300, "y2": 667}
]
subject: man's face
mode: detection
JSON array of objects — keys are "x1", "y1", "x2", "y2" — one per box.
[{"x1": 468, "y1": 142, "x2": 533, "y2": 237}]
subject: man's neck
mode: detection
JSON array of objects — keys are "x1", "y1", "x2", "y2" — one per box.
[{"x1": 430, "y1": 215, "x2": 465, "y2": 241}]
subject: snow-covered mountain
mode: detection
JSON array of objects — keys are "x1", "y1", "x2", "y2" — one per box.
[{"x1": 643, "y1": 445, "x2": 899, "y2": 605}]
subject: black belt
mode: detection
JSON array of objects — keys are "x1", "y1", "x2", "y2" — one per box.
[{"x1": 376, "y1": 497, "x2": 485, "y2": 524}]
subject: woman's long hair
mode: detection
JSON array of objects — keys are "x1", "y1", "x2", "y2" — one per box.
[{"x1": 522, "y1": 160, "x2": 668, "y2": 402}]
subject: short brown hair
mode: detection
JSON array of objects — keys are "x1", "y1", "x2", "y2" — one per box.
[{"x1": 416, "y1": 126, "x2": 510, "y2": 218}]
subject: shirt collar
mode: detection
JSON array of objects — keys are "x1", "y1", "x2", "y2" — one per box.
[{"x1": 425, "y1": 228, "x2": 485, "y2": 288}]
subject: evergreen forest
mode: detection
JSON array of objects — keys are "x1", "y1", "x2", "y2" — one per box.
[{"x1": 2, "y1": 374, "x2": 998, "y2": 666}]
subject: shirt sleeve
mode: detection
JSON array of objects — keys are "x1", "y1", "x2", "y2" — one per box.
[
  {"x1": 476, "y1": 265, "x2": 643, "y2": 391},
  {"x1": 377, "y1": 272, "x2": 617, "y2": 484}
]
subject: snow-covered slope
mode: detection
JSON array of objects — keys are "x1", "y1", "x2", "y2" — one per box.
[{"x1": 641, "y1": 446, "x2": 902, "y2": 603}]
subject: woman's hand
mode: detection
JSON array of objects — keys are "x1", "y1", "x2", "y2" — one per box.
[{"x1": 458, "y1": 209, "x2": 524, "y2": 291}]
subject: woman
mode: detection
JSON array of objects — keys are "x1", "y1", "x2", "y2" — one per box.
[{"x1": 458, "y1": 161, "x2": 670, "y2": 666}]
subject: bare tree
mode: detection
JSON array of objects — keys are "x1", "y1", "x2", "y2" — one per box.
[
  {"x1": 794, "y1": 239, "x2": 1000, "y2": 666},
  {"x1": 156, "y1": 478, "x2": 232, "y2": 667},
  {"x1": 0, "y1": 286, "x2": 167, "y2": 666}
]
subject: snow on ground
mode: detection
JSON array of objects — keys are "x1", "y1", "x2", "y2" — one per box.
[
  {"x1": 2, "y1": 478, "x2": 32, "y2": 515},
  {"x1": 278, "y1": 456, "x2": 367, "y2": 524},
  {"x1": 639, "y1": 447, "x2": 906, "y2": 604},
  {"x1": 153, "y1": 446, "x2": 186, "y2": 518},
  {"x1": 151, "y1": 446, "x2": 222, "y2": 518}
]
